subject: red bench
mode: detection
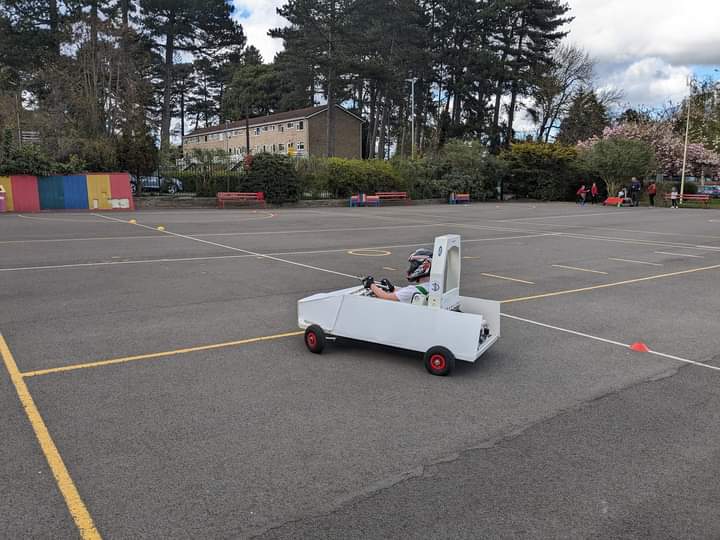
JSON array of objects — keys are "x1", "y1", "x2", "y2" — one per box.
[
  {"x1": 449, "y1": 193, "x2": 470, "y2": 204},
  {"x1": 350, "y1": 194, "x2": 380, "y2": 207},
  {"x1": 375, "y1": 191, "x2": 410, "y2": 205},
  {"x1": 663, "y1": 193, "x2": 710, "y2": 207},
  {"x1": 217, "y1": 192, "x2": 266, "y2": 209},
  {"x1": 603, "y1": 196, "x2": 632, "y2": 207}
]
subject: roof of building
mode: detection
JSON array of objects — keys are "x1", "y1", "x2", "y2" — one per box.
[{"x1": 186, "y1": 105, "x2": 363, "y2": 137}]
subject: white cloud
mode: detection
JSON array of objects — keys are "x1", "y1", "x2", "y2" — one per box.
[
  {"x1": 599, "y1": 58, "x2": 692, "y2": 108},
  {"x1": 232, "y1": 0, "x2": 286, "y2": 62},
  {"x1": 565, "y1": 0, "x2": 720, "y2": 66}
]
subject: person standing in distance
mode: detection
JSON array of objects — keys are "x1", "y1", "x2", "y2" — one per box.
[{"x1": 647, "y1": 181, "x2": 657, "y2": 207}]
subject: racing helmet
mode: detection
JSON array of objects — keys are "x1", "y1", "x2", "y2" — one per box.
[{"x1": 407, "y1": 248, "x2": 433, "y2": 282}]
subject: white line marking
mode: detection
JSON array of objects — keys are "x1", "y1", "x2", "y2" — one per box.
[
  {"x1": 500, "y1": 211, "x2": 612, "y2": 221},
  {"x1": 0, "y1": 254, "x2": 255, "y2": 272},
  {"x1": 481, "y1": 273, "x2": 535, "y2": 285},
  {"x1": 502, "y1": 313, "x2": 720, "y2": 373},
  {"x1": 654, "y1": 251, "x2": 705, "y2": 259},
  {"x1": 552, "y1": 264, "x2": 608, "y2": 275},
  {"x1": 18, "y1": 214, "x2": 108, "y2": 223},
  {"x1": 457, "y1": 222, "x2": 720, "y2": 253},
  {"x1": 0, "y1": 222, "x2": 459, "y2": 244},
  {"x1": 93, "y1": 214, "x2": 360, "y2": 280},
  {"x1": 382, "y1": 267, "x2": 397, "y2": 271},
  {"x1": 0, "y1": 233, "x2": 552, "y2": 273},
  {"x1": 608, "y1": 258, "x2": 663, "y2": 267}
]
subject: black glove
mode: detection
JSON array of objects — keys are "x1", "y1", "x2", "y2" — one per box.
[
  {"x1": 361, "y1": 276, "x2": 375, "y2": 289},
  {"x1": 379, "y1": 278, "x2": 395, "y2": 292}
]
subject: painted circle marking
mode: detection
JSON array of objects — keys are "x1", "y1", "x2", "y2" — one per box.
[{"x1": 347, "y1": 249, "x2": 391, "y2": 257}]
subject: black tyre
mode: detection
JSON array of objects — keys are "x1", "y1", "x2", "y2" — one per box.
[
  {"x1": 304, "y1": 325, "x2": 326, "y2": 354},
  {"x1": 424, "y1": 346, "x2": 455, "y2": 376}
]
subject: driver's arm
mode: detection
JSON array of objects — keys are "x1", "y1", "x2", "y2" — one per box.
[{"x1": 370, "y1": 283, "x2": 399, "y2": 301}]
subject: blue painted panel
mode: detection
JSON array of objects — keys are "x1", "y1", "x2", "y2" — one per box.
[
  {"x1": 38, "y1": 176, "x2": 65, "y2": 209},
  {"x1": 62, "y1": 175, "x2": 89, "y2": 209}
]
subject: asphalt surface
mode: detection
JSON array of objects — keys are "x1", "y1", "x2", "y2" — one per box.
[{"x1": 1, "y1": 202, "x2": 719, "y2": 538}]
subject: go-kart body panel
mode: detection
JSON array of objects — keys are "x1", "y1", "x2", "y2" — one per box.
[{"x1": 297, "y1": 287, "x2": 499, "y2": 362}]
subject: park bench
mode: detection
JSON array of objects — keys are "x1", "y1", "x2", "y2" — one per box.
[
  {"x1": 217, "y1": 192, "x2": 266, "y2": 209},
  {"x1": 375, "y1": 191, "x2": 411, "y2": 205},
  {"x1": 449, "y1": 193, "x2": 470, "y2": 204},
  {"x1": 350, "y1": 194, "x2": 380, "y2": 207},
  {"x1": 663, "y1": 193, "x2": 710, "y2": 207}
]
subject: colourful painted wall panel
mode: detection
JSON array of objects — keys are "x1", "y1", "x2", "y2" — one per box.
[
  {"x1": 62, "y1": 175, "x2": 89, "y2": 209},
  {"x1": 38, "y1": 176, "x2": 65, "y2": 209},
  {"x1": 109, "y1": 173, "x2": 134, "y2": 209},
  {"x1": 86, "y1": 174, "x2": 112, "y2": 209},
  {"x1": 10, "y1": 175, "x2": 40, "y2": 212},
  {"x1": 0, "y1": 176, "x2": 14, "y2": 211}
]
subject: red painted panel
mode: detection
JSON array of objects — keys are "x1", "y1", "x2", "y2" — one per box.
[
  {"x1": 109, "y1": 172, "x2": 134, "y2": 210},
  {"x1": 10, "y1": 175, "x2": 40, "y2": 212}
]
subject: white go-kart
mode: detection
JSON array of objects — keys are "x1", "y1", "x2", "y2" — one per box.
[{"x1": 297, "y1": 235, "x2": 500, "y2": 376}]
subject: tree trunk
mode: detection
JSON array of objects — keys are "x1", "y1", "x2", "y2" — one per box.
[
  {"x1": 48, "y1": 0, "x2": 60, "y2": 56},
  {"x1": 245, "y1": 112, "x2": 250, "y2": 155},
  {"x1": 160, "y1": 15, "x2": 175, "y2": 151}
]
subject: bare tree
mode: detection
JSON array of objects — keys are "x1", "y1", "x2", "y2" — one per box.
[{"x1": 530, "y1": 44, "x2": 594, "y2": 142}]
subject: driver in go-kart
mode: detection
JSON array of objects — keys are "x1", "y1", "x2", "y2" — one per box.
[{"x1": 362, "y1": 248, "x2": 433, "y2": 302}]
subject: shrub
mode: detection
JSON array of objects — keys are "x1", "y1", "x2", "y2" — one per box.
[
  {"x1": 244, "y1": 152, "x2": 300, "y2": 203},
  {"x1": 297, "y1": 157, "x2": 403, "y2": 198},
  {"x1": 500, "y1": 142, "x2": 579, "y2": 200}
]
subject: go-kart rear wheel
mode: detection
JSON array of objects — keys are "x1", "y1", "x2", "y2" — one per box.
[
  {"x1": 424, "y1": 346, "x2": 455, "y2": 376},
  {"x1": 304, "y1": 325, "x2": 326, "y2": 354}
]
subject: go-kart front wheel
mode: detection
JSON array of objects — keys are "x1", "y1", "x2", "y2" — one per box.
[
  {"x1": 304, "y1": 325, "x2": 326, "y2": 354},
  {"x1": 424, "y1": 346, "x2": 455, "y2": 376}
]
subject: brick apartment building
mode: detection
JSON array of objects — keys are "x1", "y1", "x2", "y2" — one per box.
[{"x1": 182, "y1": 105, "x2": 363, "y2": 159}]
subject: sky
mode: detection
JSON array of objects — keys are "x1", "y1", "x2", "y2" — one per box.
[{"x1": 232, "y1": 0, "x2": 720, "y2": 111}]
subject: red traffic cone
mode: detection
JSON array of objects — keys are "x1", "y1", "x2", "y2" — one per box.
[{"x1": 629, "y1": 342, "x2": 650, "y2": 353}]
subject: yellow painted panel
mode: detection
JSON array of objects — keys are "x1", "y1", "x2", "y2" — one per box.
[
  {"x1": 86, "y1": 174, "x2": 111, "y2": 210},
  {"x1": 0, "y1": 176, "x2": 13, "y2": 211}
]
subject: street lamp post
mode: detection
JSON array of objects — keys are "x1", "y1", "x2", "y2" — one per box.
[
  {"x1": 679, "y1": 77, "x2": 693, "y2": 205},
  {"x1": 406, "y1": 78, "x2": 417, "y2": 159}
]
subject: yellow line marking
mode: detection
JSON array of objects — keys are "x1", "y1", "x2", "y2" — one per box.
[
  {"x1": 481, "y1": 273, "x2": 535, "y2": 285},
  {"x1": 502, "y1": 264, "x2": 720, "y2": 304},
  {"x1": 552, "y1": 264, "x2": 608, "y2": 275},
  {"x1": 347, "y1": 249, "x2": 392, "y2": 257},
  {"x1": 608, "y1": 257, "x2": 663, "y2": 267},
  {"x1": 22, "y1": 331, "x2": 304, "y2": 378},
  {"x1": 0, "y1": 335, "x2": 101, "y2": 539}
]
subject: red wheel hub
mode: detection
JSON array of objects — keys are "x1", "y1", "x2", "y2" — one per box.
[
  {"x1": 430, "y1": 354, "x2": 446, "y2": 371},
  {"x1": 306, "y1": 332, "x2": 317, "y2": 348}
]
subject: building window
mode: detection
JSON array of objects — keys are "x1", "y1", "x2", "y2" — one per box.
[
  {"x1": 279, "y1": 125, "x2": 284, "y2": 132},
  {"x1": 255, "y1": 128, "x2": 260, "y2": 135},
  {"x1": 270, "y1": 125, "x2": 275, "y2": 131},
  {"x1": 297, "y1": 121, "x2": 304, "y2": 131},
  {"x1": 287, "y1": 122, "x2": 294, "y2": 129},
  {"x1": 262, "y1": 126, "x2": 268, "y2": 132},
  {"x1": 262, "y1": 144, "x2": 267, "y2": 152},
  {"x1": 288, "y1": 142, "x2": 294, "y2": 148},
  {"x1": 278, "y1": 143, "x2": 285, "y2": 152},
  {"x1": 297, "y1": 142, "x2": 305, "y2": 150}
]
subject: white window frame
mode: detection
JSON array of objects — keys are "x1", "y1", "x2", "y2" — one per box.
[{"x1": 297, "y1": 121, "x2": 304, "y2": 131}]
